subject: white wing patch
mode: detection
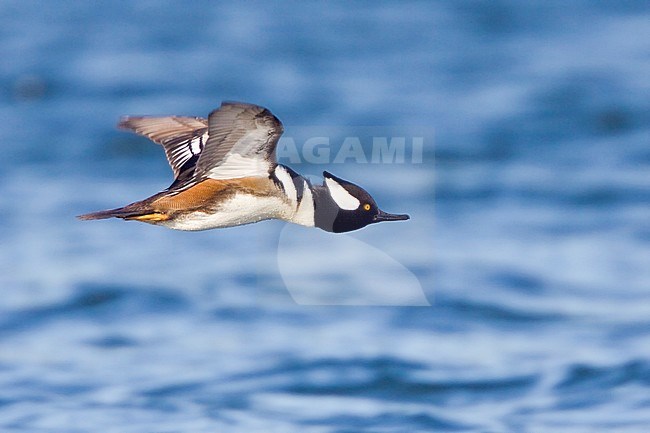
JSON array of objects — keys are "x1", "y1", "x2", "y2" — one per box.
[
  {"x1": 166, "y1": 133, "x2": 207, "y2": 175},
  {"x1": 206, "y1": 153, "x2": 269, "y2": 179},
  {"x1": 325, "y1": 177, "x2": 360, "y2": 210},
  {"x1": 117, "y1": 116, "x2": 208, "y2": 179},
  {"x1": 189, "y1": 136, "x2": 203, "y2": 155}
]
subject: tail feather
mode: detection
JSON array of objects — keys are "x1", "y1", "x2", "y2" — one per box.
[
  {"x1": 77, "y1": 206, "x2": 146, "y2": 221},
  {"x1": 78, "y1": 193, "x2": 171, "y2": 223}
]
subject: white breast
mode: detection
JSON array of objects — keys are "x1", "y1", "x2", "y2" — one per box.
[{"x1": 162, "y1": 193, "x2": 294, "y2": 231}]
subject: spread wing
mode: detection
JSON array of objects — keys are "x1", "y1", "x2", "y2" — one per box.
[
  {"x1": 118, "y1": 116, "x2": 209, "y2": 179},
  {"x1": 193, "y1": 101, "x2": 284, "y2": 180}
]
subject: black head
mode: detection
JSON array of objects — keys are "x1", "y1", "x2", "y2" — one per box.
[{"x1": 313, "y1": 171, "x2": 410, "y2": 233}]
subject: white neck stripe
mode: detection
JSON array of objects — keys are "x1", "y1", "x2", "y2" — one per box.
[{"x1": 274, "y1": 166, "x2": 298, "y2": 207}]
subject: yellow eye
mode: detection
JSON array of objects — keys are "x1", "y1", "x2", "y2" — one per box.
[{"x1": 363, "y1": 203, "x2": 371, "y2": 211}]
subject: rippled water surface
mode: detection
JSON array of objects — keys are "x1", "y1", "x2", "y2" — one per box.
[{"x1": 1, "y1": 2, "x2": 649, "y2": 432}]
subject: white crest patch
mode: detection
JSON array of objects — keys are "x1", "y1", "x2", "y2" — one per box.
[{"x1": 325, "y1": 177, "x2": 360, "y2": 210}]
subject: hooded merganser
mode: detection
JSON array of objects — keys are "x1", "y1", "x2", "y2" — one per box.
[{"x1": 78, "y1": 102, "x2": 409, "y2": 233}]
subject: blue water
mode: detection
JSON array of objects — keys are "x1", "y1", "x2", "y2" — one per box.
[{"x1": 1, "y1": 1, "x2": 650, "y2": 431}]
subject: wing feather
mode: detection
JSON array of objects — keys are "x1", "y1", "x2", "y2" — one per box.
[
  {"x1": 118, "y1": 116, "x2": 208, "y2": 179},
  {"x1": 194, "y1": 102, "x2": 284, "y2": 180}
]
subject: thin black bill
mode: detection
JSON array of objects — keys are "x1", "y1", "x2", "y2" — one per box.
[{"x1": 373, "y1": 210, "x2": 410, "y2": 222}]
